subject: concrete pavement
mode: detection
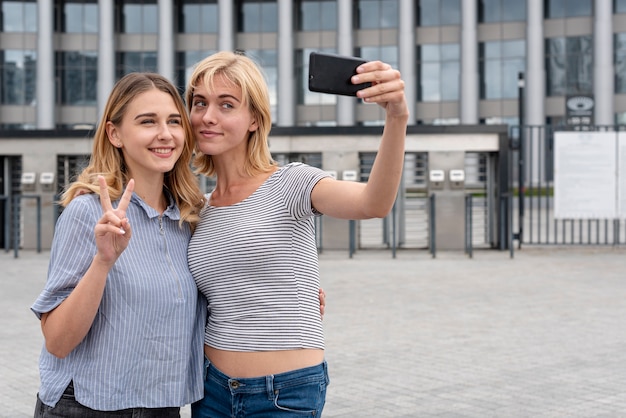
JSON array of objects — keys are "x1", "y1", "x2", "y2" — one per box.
[{"x1": 2, "y1": 247, "x2": 626, "y2": 417}]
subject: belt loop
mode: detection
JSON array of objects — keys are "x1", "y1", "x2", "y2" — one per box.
[{"x1": 266, "y1": 375, "x2": 275, "y2": 401}]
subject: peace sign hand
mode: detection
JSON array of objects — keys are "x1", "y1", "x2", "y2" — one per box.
[{"x1": 94, "y1": 175, "x2": 134, "y2": 266}]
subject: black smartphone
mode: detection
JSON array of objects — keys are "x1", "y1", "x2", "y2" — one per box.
[{"x1": 308, "y1": 52, "x2": 372, "y2": 96}]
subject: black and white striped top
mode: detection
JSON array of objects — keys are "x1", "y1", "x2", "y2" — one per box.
[{"x1": 188, "y1": 162, "x2": 330, "y2": 351}]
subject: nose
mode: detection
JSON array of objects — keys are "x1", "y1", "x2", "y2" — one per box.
[
  {"x1": 201, "y1": 104, "x2": 217, "y2": 124},
  {"x1": 158, "y1": 122, "x2": 175, "y2": 140}
]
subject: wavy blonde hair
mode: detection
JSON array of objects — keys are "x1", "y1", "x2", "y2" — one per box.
[
  {"x1": 61, "y1": 72, "x2": 204, "y2": 229},
  {"x1": 185, "y1": 51, "x2": 276, "y2": 177}
]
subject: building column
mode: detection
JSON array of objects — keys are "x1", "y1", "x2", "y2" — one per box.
[
  {"x1": 460, "y1": 0, "x2": 478, "y2": 124},
  {"x1": 98, "y1": 0, "x2": 115, "y2": 121},
  {"x1": 336, "y1": 0, "x2": 355, "y2": 126},
  {"x1": 277, "y1": 0, "x2": 294, "y2": 126},
  {"x1": 36, "y1": 0, "x2": 54, "y2": 129},
  {"x1": 594, "y1": 0, "x2": 614, "y2": 126},
  {"x1": 398, "y1": 0, "x2": 416, "y2": 125},
  {"x1": 218, "y1": 0, "x2": 235, "y2": 52},
  {"x1": 525, "y1": 0, "x2": 545, "y2": 126},
  {"x1": 158, "y1": 0, "x2": 175, "y2": 81}
]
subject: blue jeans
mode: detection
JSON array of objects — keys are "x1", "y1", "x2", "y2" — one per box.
[
  {"x1": 34, "y1": 382, "x2": 180, "y2": 418},
  {"x1": 191, "y1": 359, "x2": 329, "y2": 418}
]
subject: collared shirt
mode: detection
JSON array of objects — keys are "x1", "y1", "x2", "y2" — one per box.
[{"x1": 31, "y1": 192, "x2": 206, "y2": 411}]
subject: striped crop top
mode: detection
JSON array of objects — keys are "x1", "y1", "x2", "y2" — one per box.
[{"x1": 187, "y1": 163, "x2": 330, "y2": 351}]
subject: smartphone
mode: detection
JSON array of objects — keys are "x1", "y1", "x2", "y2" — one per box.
[{"x1": 308, "y1": 52, "x2": 372, "y2": 96}]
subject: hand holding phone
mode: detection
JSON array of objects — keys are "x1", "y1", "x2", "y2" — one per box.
[{"x1": 308, "y1": 52, "x2": 372, "y2": 96}]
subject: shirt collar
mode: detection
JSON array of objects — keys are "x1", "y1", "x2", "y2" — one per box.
[{"x1": 129, "y1": 189, "x2": 181, "y2": 221}]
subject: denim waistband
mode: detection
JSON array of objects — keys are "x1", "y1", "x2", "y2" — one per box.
[{"x1": 206, "y1": 360, "x2": 329, "y2": 395}]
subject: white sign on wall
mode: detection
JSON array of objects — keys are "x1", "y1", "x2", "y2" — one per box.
[
  {"x1": 554, "y1": 131, "x2": 617, "y2": 219},
  {"x1": 617, "y1": 134, "x2": 626, "y2": 218}
]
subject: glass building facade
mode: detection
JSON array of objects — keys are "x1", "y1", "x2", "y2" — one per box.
[{"x1": 0, "y1": 0, "x2": 625, "y2": 130}]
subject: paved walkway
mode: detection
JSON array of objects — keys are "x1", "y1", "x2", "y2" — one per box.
[{"x1": 2, "y1": 247, "x2": 626, "y2": 417}]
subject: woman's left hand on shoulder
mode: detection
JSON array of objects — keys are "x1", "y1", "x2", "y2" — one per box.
[{"x1": 354, "y1": 61, "x2": 408, "y2": 119}]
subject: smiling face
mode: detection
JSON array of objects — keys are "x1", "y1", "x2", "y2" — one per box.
[
  {"x1": 189, "y1": 74, "x2": 258, "y2": 160},
  {"x1": 106, "y1": 88, "x2": 185, "y2": 182}
]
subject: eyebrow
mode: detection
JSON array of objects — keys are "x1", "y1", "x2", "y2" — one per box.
[
  {"x1": 134, "y1": 112, "x2": 182, "y2": 120},
  {"x1": 192, "y1": 92, "x2": 241, "y2": 103}
]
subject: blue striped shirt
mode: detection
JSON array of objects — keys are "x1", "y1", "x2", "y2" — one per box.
[
  {"x1": 31, "y1": 193, "x2": 206, "y2": 410},
  {"x1": 188, "y1": 162, "x2": 329, "y2": 351}
]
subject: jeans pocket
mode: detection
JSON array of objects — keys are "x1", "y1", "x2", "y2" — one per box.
[{"x1": 273, "y1": 379, "x2": 327, "y2": 415}]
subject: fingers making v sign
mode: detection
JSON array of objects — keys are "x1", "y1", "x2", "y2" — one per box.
[{"x1": 94, "y1": 175, "x2": 135, "y2": 265}]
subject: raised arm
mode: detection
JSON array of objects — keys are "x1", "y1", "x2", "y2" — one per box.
[
  {"x1": 311, "y1": 60, "x2": 409, "y2": 220},
  {"x1": 40, "y1": 177, "x2": 134, "y2": 358}
]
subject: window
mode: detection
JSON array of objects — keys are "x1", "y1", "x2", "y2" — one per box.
[
  {"x1": 0, "y1": 50, "x2": 36, "y2": 105},
  {"x1": 238, "y1": 0, "x2": 277, "y2": 33},
  {"x1": 176, "y1": 50, "x2": 216, "y2": 93},
  {"x1": 1, "y1": 0, "x2": 36, "y2": 32},
  {"x1": 479, "y1": 40, "x2": 525, "y2": 99},
  {"x1": 178, "y1": 0, "x2": 218, "y2": 33},
  {"x1": 617, "y1": 0, "x2": 626, "y2": 13},
  {"x1": 615, "y1": 33, "x2": 626, "y2": 93},
  {"x1": 419, "y1": 43, "x2": 460, "y2": 101},
  {"x1": 240, "y1": 49, "x2": 277, "y2": 121},
  {"x1": 418, "y1": 0, "x2": 460, "y2": 27},
  {"x1": 479, "y1": 0, "x2": 526, "y2": 23},
  {"x1": 117, "y1": 0, "x2": 157, "y2": 34},
  {"x1": 56, "y1": 51, "x2": 98, "y2": 105},
  {"x1": 546, "y1": 36, "x2": 593, "y2": 96},
  {"x1": 56, "y1": 0, "x2": 98, "y2": 33},
  {"x1": 116, "y1": 52, "x2": 157, "y2": 78},
  {"x1": 545, "y1": 0, "x2": 592, "y2": 18},
  {"x1": 296, "y1": 0, "x2": 336, "y2": 31},
  {"x1": 355, "y1": 0, "x2": 398, "y2": 29}
]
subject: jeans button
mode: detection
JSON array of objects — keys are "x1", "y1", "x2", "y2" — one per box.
[{"x1": 230, "y1": 380, "x2": 240, "y2": 389}]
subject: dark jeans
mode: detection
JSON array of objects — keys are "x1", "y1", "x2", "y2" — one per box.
[{"x1": 34, "y1": 382, "x2": 180, "y2": 418}]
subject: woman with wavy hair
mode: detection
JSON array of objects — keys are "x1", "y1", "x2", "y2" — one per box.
[{"x1": 32, "y1": 72, "x2": 206, "y2": 417}]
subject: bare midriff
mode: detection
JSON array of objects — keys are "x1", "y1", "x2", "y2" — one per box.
[{"x1": 204, "y1": 345, "x2": 325, "y2": 378}]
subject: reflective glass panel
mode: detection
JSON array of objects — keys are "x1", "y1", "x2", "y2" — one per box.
[
  {"x1": 244, "y1": 49, "x2": 277, "y2": 118},
  {"x1": 116, "y1": 52, "x2": 158, "y2": 78},
  {"x1": 419, "y1": 0, "x2": 460, "y2": 26},
  {"x1": 615, "y1": 33, "x2": 626, "y2": 93},
  {"x1": 441, "y1": 61, "x2": 459, "y2": 101},
  {"x1": 121, "y1": 1, "x2": 157, "y2": 34},
  {"x1": 480, "y1": 40, "x2": 525, "y2": 99},
  {"x1": 356, "y1": 0, "x2": 397, "y2": 29},
  {"x1": 298, "y1": 0, "x2": 336, "y2": 31},
  {"x1": 440, "y1": 0, "x2": 460, "y2": 25},
  {"x1": 546, "y1": 0, "x2": 591, "y2": 18},
  {"x1": 240, "y1": 1, "x2": 277, "y2": 33},
  {"x1": 419, "y1": 43, "x2": 459, "y2": 102},
  {"x1": 2, "y1": 0, "x2": 37, "y2": 32},
  {"x1": 418, "y1": 0, "x2": 439, "y2": 26},
  {"x1": 421, "y1": 62, "x2": 440, "y2": 101},
  {"x1": 546, "y1": 36, "x2": 592, "y2": 96},
  {"x1": 56, "y1": 51, "x2": 98, "y2": 105},
  {"x1": 1, "y1": 49, "x2": 37, "y2": 105},
  {"x1": 176, "y1": 50, "x2": 216, "y2": 93},
  {"x1": 480, "y1": 0, "x2": 526, "y2": 22},
  {"x1": 180, "y1": 1, "x2": 218, "y2": 33}
]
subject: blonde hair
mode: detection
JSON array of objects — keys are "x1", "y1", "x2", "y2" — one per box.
[
  {"x1": 61, "y1": 72, "x2": 204, "y2": 229},
  {"x1": 185, "y1": 51, "x2": 276, "y2": 177}
]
